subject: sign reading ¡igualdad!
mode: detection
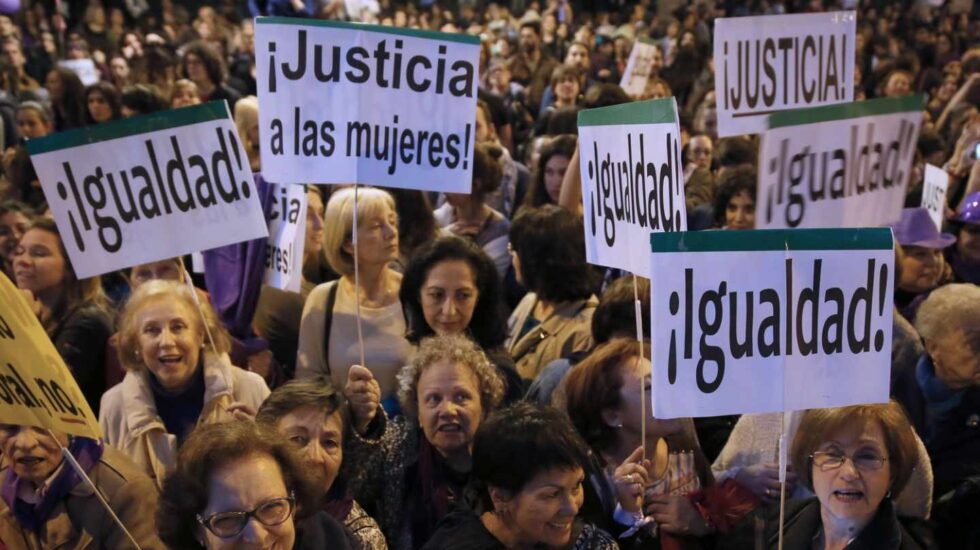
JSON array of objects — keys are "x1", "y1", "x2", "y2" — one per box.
[
  {"x1": 577, "y1": 98, "x2": 687, "y2": 277},
  {"x1": 649, "y1": 228, "x2": 893, "y2": 419},
  {"x1": 27, "y1": 102, "x2": 269, "y2": 279},
  {"x1": 757, "y1": 95, "x2": 923, "y2": 230}
]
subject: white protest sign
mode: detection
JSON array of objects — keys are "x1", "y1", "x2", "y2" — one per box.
[
  {"x1": 58, "y1": 58, "x2": 100, "y2": 86},
  {"x1": 264, "y1": 183, "x2": 307, "y2": 292},
  {"x1": 619, "y1": 38, "x2": 661, "y2": 98},
  {"x1": 27, "y1": 102, "x2": 268, "y2": 279},
  {"x1": 577, "y1": 99, "x2": 686, "y2": 277},
  {"x1": 921, "y1": 164, "x2": 949, "y2": 231},
  {"x1": 649, "y1": 228, "x2": 893, "y2": 419},
  {"x1": 713, "y1": 11, "x2": 856, "y2": 137},
  {"x1": 757, "y1": 95, "x2": 923, "y2": 230},
  {"x1": 255, "y1": 18, "x2": 480, "y2": 192}
]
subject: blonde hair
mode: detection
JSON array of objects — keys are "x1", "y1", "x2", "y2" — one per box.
[
  {"x1": 396, "y1": 334, "x2": 505, "y2": 420},
  {"x1": 322, "y1": 186, "x2": 397, "y2": 277},
  {"x1": 116, "y1": 279, "x2": 230, "y2": 372}
]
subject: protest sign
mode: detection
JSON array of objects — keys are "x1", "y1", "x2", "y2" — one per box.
[
  {"x1": 58, "y1": 58, "x2": 100, "y2": 86},
  {"x1": 620, "y1": 38, "x2": 661, "y2": 98},
  {"x1": 649, "y1": 228, "x2": 893, "y2": 419},
  {"x1": 577, "y1": 98, "x2": 687, "y2": 277},
  {"x1": 255, "y1": 18, "x2": 480, "y2": 193},
  {"x1": 27, "y1": 101, "x2": 268, "y2": 279},
  {"x1": 757, "y1": 95, "x2": 923, "y2": 230},
  {"x1": 921, "y1": 164, "x2": 949, "y2": 231},
  {"x1": 264, "y1": 183, "x2": 307, "y2": 292},
  {"x1": 0, "y1": 273, "x2": 101, "y2": 439},
  {"x1": 713, "y1": 11, "x2": 856, "y2": 137}
]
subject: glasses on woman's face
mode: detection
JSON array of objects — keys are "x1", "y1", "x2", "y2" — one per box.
[
  {"x1": 810, "y1": 451, "x2": 887, "y2": 472},
  {"x1": 197, "y1": 493, "x2": 295, "y2": 538}
]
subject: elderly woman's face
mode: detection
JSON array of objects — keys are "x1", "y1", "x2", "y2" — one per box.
[
  {"x1": 349, "y1": 201, "x2": 399, "y2": 265},
  {"x1": 417, "y1": 358, "x2": 483, "y2": 459},
  {"x1": 811, "y1": 421, "x2": 891, "y2": 530},
  {"x1": 898, "y1": 245, "x2": 943, "y2": 294},
  {"x1": 422, "y1": 259, "x2": 479, "y2": 336},
  {"x1": 201, "y1": 453, "x2": 296, "y2": 549},
  {"x1": 495, "y1": 466, "x2": 585, "y2": 547},
  {"x1": 927, "y1": 329, "x2": 980, "y2": 390},
  {"x1": 277, "y1": 406, "x2": 343, "y2": 494},
  {"x1": 135, "y1": 298, "x2": 203, "y2": 393},
  {"x1": 0, "y1": 425, "x2": 67, "y2": 486}
]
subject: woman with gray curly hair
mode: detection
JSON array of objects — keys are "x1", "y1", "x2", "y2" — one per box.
[{"x1": 342, "y1": 333, "x2": 505, "y2": 549}]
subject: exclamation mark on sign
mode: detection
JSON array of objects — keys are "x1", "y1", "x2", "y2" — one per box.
[
  {"x1": 461, "y1": 123, "x2": 472, "y2": 170},
  {"x1": 874, "y1": 261, "x2": 888, "y2": 352}
]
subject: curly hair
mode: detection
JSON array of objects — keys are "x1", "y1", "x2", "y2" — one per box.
[
  {"x1": 712, "y1": 165, "x2": 756, "y2": 228},
  {"x1": 182, "y1": 39, "x2": 226, "y2": 86},
  {"x1": 116, "y1": 279, "x2": 230, "y2": 372},
  {"x1": 157, "y1": 421, "x2": 321, "y2": 549},
  {"x1": 397, "y1": 334, "x2": 505, "y2": 420}
]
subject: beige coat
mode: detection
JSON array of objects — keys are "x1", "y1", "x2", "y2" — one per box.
[
  {"x1": 99, "y1": 353, "x2": 269, "y2": 488},
  {"x1": 0, "y1": 446, "x2": 165, "y2": 550},
  {"x1": 506, "y1": 292, "x2": 598, "y2": 380}
]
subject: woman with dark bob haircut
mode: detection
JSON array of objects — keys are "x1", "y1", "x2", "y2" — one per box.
[
  {"x1": 720, "y1": 401, "x2": 931, "y2": 549},
  {"x1": 157, "y1": 420, "x2": 350, "y2": 549},
  {"x1": 401, "y1": 236, "x2": 524, "y2": 402},
  {"x1": 422, "y1": 402, "x2": 617, "y2": 549},
  {"x1": 505, "y1": 205, "x2": 600, "y2": 380}
]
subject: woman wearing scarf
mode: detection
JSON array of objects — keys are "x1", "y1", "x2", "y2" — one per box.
[
  {"x1": 343, "y1": 334, "x2": 506, "y2": 549},
  {"x1": 99, "y1": 280, "x2": 269, "y2": 488},
  {"x1": 0, "y1": 425, "x2": 163, "y2": 549}
]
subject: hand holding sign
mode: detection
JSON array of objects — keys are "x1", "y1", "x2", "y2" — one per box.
[
  {"x1": 735, "y1": 462, "x2": 797, "y2": 502},
  {"x1": 645, "y1": 494, "x2": 712, "y2": 536},
  {"x1": 345, "y1": 364, "x2": 380, "y2": 434},
  {"x1": 612, "y1": 446, "x2": 652, "y2": 514}
]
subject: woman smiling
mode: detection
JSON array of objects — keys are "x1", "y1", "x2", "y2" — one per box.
[{"x1": 100, "y1": 280, "x2": 269, "y2": 488}]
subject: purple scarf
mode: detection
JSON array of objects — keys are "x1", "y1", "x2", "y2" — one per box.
[{"x1": 1, "y1": 437, "x2": 104, "y2": 532}]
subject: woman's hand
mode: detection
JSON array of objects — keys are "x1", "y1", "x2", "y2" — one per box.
[
  {"x1": 345, "y1": 365, "x2": 380, "y2": 435},
  {"x1": 734, "y1": 462, "x2": 797, "y2": 502},
  {"x1": 226, "y1": 402, "x2": 257, "y2": 422},
  {"x1": 645, "y1": 494, "x2": 713, "y2": 537},
  {"x1": 612, "y1": 446, "x2": 652, "y2": 513}
]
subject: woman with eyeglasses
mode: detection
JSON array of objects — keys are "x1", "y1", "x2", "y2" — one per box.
[
  {"x1": 722, "y1": 401, "x2": 933, "y2": 549},
  {"x1": 157, "y1": 420, "x2": 351, "y2": 549}
]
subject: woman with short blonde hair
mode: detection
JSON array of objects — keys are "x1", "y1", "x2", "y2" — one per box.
[
  {"x1": 297, "y1": 186, "x2": 412, "y2": 408},
  {"x1": 100, "y1": 280, "x2": 269, "y2": 488}
]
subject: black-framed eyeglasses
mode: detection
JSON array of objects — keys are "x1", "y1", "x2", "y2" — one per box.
[
  {"x1": 810, "y1": 451, "x2": 887, "y2": 472},
  {"x1": 197, "y1": 492, "x2": 295, "y2": 538}
]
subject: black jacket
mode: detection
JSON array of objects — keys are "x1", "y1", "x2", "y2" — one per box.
[
  {"x1": 720, "y1": 497, "x2": 933, "y2": 550},
  {"x1": 295, "y1": 511, "x2": 352, "y2": 549}
]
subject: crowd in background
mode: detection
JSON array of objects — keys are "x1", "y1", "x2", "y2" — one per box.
[{"x1": 0, "y1": 0, "x2": 978, "y2": 548}]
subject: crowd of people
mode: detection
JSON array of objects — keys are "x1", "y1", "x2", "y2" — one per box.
[{"x1": 0, "y1": 0, "x2": 978, "y2": 548}]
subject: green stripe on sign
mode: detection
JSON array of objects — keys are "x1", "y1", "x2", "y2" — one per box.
[
  {"x1": 578, "y1": 98, "x2": 677, "y2": 127},
  {"x1": 257, "y1": 16, "x2": 481, "y2": 45},
  {"x1": 767, "y1": 95, "x2": 923, "y2": 129},
  {"x1": 27, "y1": 101, "x2": 230, "y2": 155},
  {"x1": 650, "y1": 228, "x2": 893, "y2": 253}
]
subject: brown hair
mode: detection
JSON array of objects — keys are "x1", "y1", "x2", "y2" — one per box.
[
  {"x1": 550, "y1": 63, "x2": 582, "y2": 89},
  {"x1": 791, "y1": 401, "x2": 919, "y2": 496},
  {"x1": 563, "y1": 338, "x2": 649, "y2": 452},
  {"x1": 256, "y1": 378, "x2": 347, "y2": 431},
  {"x1": 21, "y1": 218, "x2": 109, "y2": 333},
  {"x1": 157, "y1": 421, "x2": 321, "y2": 549},
  {"x1": 471, "y1": 142, "x2": 503, "y2": 200}
]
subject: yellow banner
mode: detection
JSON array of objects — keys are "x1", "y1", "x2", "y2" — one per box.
[{"x1": 0, "y1": 272, "x2": 101, "y2": 439}]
